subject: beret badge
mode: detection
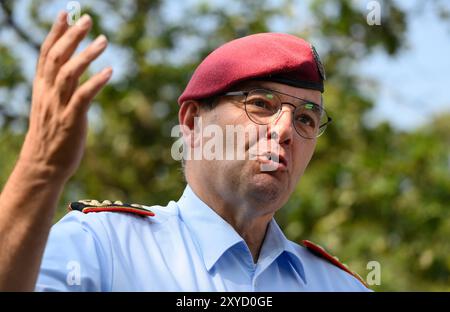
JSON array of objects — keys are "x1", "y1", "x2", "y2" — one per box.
[{"x1": 311, "y1": 44, "x2": 326, "y2": 81}]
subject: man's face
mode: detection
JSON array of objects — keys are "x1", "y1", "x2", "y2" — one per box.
[{"x1": 188, "y1": 80, "x2": 322, "y2": 214}]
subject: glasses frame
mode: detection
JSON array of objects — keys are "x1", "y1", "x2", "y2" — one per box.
[{"x1": 223, "y1": 88, "x2": 332, "y2": 139}]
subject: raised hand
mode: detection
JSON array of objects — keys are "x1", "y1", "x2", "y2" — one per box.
[
  {"x1": 20, "y1": 11, "x2": 112, "y2": 182},
  {"x1": 0, "y1": 11, "x2": 112, "y2": 291}
]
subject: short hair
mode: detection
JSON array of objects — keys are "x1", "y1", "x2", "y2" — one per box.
[{"x1": 198, "y1": 96, "x2": 220, "y2": 111}]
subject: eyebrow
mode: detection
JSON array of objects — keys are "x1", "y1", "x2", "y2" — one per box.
[{"x1": 233, "y1": 82, "x2": 322, "y2": 107}]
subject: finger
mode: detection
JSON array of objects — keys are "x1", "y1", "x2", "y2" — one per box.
[
  {"x1": 56, "y1": 35, "x2": 108, "y2": 103},
  {"x1": 44, "y1": 14, "x2": 93, "y2": 84},
  {"x1": 37, "y1": 11, "x2": 69, "y2": 77},
  {"x1": 65, "y1": 67, "x2": 113, "y2": 119}
]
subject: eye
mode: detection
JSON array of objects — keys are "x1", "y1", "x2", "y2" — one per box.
[
  {"x1": 253, "y1": 99, "x2": 271, "y2": 109},
  {"x1": 246, "y1": 96, "x2": 278, "y2": 113},
  {"x1": 296, "y1": 114, "x2": 316, "y2": 128},
  {"x1": 295, "y1": 103, "x2": 322, "y2": 127}
]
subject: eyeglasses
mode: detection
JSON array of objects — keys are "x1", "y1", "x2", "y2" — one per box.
[{"x1": 223, "y1": 88, "x2": 332, "y2": 139}]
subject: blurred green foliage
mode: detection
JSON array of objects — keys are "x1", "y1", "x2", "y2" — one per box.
[{"x1": 0, "y1": 0, "x2": 449, "y2": 291}]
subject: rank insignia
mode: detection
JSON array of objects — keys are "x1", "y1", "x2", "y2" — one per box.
[
  {"x1": 68, "y1": 199, "x2": 155, "y2": 217},
  {"x1": 301, "y1": 240, "x2": 369, "y2": 289}
]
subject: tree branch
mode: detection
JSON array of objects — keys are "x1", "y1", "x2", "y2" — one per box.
[{"x1": 0, "y1": 0, "x2": 40, "y2": 51}]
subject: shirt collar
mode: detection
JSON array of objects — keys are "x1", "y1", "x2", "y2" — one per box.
[
  {"x1": 177, "y1": 184, "x2": 306, "y2": 282},
  {"x1": 177, "y1": 185, "x2": 244, "y2": 271},
  {"x1": 259, "y1": 219, "x2": 306, "y2": 283}
]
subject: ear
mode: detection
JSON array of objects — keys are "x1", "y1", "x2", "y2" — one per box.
[
  {"x1": 178, "y1": 100, "x2": 202, "y2": 149},
  {"x1": 178, "y1": 100, "x2": 201, "y2": 130}
]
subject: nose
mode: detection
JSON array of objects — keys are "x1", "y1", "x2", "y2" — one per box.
[{"x1": 268, "y1": 105, "x2": 294, "y2": 147}]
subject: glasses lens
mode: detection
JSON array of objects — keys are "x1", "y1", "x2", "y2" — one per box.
[
  {"x1": 243, "y1": 89, "x2": 330, "y2": 139},
  {"x1": 294, "y1": 103, "x2": 328, "y2": 138},
  {"x1": 244, "y1": 90, "x2": 280, "y2": 124}
]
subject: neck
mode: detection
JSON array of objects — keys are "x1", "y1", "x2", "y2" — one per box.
[
  {"x1": 223, "y1": 211, "x2": 273, "y2": 263},
  {"x1": 188, "y1": 181, "x2": 274, "y2": 263}
]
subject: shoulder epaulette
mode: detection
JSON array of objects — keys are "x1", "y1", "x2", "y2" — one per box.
[
  {"x1": 301, "y1": 240, "x2": 369, "y2": 289},
  {"x1": 68, "y1": 199, "x2": 155, "y2": 217}
]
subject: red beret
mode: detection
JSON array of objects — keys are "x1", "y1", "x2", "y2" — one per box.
[{"x1": 178, "y1": 33, "x2": 325, "y2": 105}]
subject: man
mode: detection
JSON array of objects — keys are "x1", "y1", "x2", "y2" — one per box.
[{"x1": 0, "y1": 12, "x2": 369, "y2": 291}]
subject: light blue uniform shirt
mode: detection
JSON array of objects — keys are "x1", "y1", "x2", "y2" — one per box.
[{"x1": 36, "y1": 185, "x2": 369, "y2": 291}]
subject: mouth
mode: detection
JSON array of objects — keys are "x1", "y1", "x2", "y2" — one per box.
[{"x1": 251, "y1": 152, "x2": 288, "y2": 172}]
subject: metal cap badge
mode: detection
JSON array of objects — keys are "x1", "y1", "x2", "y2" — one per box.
[{"x1": 311, "y1": 44, "x2": 326, "y2": 81}]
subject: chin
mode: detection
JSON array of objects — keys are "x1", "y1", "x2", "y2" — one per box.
[{"x1": 246, "y1": 173, "x2": 288, "y2": 205}]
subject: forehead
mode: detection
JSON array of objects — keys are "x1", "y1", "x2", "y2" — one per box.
[{"x1": 230, "y1": 80, "x2": 322, "y2": 106}]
